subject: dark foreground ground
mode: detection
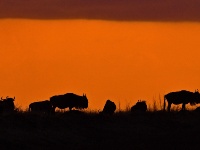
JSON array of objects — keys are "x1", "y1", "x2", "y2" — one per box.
[{"x1": 0, "y1": 110, "x2": 200, "y2": 150}]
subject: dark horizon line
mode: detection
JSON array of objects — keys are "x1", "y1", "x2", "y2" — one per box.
[
  {"x1": 1, "y1": 17, "x2": 200, "y2": 22},
  {"x1": 1, "y1": 0, "x2": 200, "y2": 22}
]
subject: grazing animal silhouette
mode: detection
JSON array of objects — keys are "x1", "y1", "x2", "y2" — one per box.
[
  {"x1": 0, "y1": 96, "x2": 15, "y2": 113},
  {"x1": 102, "y1": 100, "x2": 116, "y2": 115},
  {"x1": 164, "y1": 90, "x2": 200, "y2": 111},
  {"x1": 131, "y1": 100, "x2": 147, "y2": 112},
  {"x1": 29, "y1": 100, "x2": 54, "y2": 114},
  {"x1": 50, "y1": 93, "x2": 88, "y2": 111}
]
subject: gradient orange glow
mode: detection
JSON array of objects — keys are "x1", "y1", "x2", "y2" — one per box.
[{"x1": 0, "y1": 19, "x2": 200, "y2": 110}]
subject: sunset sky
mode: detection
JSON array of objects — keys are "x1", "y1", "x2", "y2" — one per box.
[{"x1": 0, "y1": 0, "x2": 200, "y2": 110}]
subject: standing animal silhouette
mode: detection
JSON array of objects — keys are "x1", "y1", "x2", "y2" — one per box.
[
  {"x1": 50, "y1": 93, "x2": 88, "y2": 111},
  {"x1": 164, "y1": 90, "x2": 200, "y2": 111},
  {"x1": 29, "y1": 100, "x2": 54, "y2": 114}
]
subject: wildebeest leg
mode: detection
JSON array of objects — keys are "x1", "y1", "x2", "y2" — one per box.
[
  {"x1": 167, "y1": 103, "x2": 171, "y2": 111},
  {"x1": 29, "y1": 106, "x2": 31, "y2": 112},
  {"x1": 182, "y1": 103, "x2": 186, "y2": 111},
  {"x1": 164, "y1": 96, "x2": 166, "y2": 111}
]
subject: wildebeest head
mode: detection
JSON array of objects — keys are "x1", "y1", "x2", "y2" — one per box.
[
  {"x1": 82, "y1": 94, "x2": 88, "y2": 108},
  {"x1": 6, "y1": 97, "x2": 15, "y2": 102},
  {"x1": 102, "y1": 99, "x2": 116, "y2": 115},
  {"x1": 190, "y1": 89, "x2": 200, "y2": 105},
  {"x1": 1, "y1": 96, "x2": 15, "y2": 101},
  {"x1": 75, "y1": 94, "x2": 88, "y2": 109},
  {"x1": 131, "y1": 100, "x2": 147, "y2": 112},
  {"x1": 0, "y1": 96, "x2": 15, "y2": 113}
]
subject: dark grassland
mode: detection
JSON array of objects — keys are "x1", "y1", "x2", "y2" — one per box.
[{"x1": 1, "y1": 110, "x2": 200, "y2": 150}]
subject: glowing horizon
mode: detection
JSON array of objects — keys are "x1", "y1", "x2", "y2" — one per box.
[{"x1": 1, "y1": 19, "x2": 200, "y2": 110}]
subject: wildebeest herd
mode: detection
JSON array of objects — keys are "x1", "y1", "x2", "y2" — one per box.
[
  {"x1": 29, "y1": 93, "x2": 88, "y2": 114},
  {"x1": 1, "y1": 90, "x2": 200, "y2": 114}
]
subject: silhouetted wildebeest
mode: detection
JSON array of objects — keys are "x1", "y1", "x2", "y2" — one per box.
[
  {"x1": 0, "y1": 96, "x2": 15, "y2": 113},
  {"x1": 29, "y1": 100, "x2": 54, "y2": 114},
  {"x1": 101, "y1": 100, "x2": 116, "y2": 115},
  {"x1": 50, "y1": 93, "x2": 88, "y2": 111},
  {"x1": 131, "y1": 100, "x2": 147, "y2": 112},
  {"x1": 164, "y1": 90, "x2": 200, "y2": 111}
]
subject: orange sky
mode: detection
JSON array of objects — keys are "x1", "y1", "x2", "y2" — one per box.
[{"x1": 0, "y1": 19, "x2": 200, "y2": 110}]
